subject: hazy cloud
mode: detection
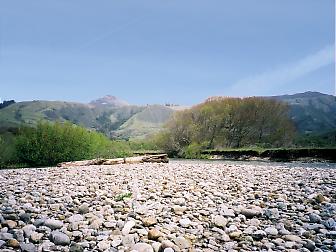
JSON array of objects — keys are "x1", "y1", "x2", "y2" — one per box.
[{"x1": 228, "y1": 44, "x2": 335, "y2": 96}]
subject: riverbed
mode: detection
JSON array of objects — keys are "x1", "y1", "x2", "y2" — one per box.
[{"x1": 0, "y1": 160, "x2": 335, "y2": 251}]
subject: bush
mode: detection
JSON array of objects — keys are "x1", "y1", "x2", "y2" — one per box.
[
  {"x1": 181, "y1": 143, "x2": 209, "y2": 159},
  {"x1": 0, "y1": 133, "x2": 18, "y2": 168},
  {"x1": 15, "y1": 121, "x2": 131, "y2": 167}
]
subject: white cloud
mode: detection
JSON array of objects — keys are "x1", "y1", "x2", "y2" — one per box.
[{"x1": 228, "y1": 44, "x2": 335, "y2": 96}]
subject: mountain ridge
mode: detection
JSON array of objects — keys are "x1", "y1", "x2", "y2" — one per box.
[{"x1": 0, "y1": 91, "x2": 335, "y2": 139}]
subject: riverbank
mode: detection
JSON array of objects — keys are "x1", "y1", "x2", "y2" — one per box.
[
  {"x1": 201, "y1": 148, "x2": 336, "y2": 162},
  {"x1": 0, "y1": 160, "x2": 335, "y2": 251}
]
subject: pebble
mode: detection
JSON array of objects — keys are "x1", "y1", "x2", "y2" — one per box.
[
  {"x1": 179, "y1": 218, "x2": 191, "y2": 227},
  {"x1": 309, "y1": 213, "x2": 322, "y2": 223},
  {"x1": 50, "y1": 231, "x2": 71, "y2": 245},
  {"x1": 97, "y1": 240, "x2": 110, "y2": 251},
  {"x1": 132, "y1": 242, "x2": 154, "y2": 252},
  {"x1": 20, "y1": 243, "x2": 36, "y2": 252},
  {"x1": 213, "y1": 215, "x2": 228, "y2": 228},
  {"x1": 283, "y1": 234, "x2": 302, "y2": 242},
  {"x1": 44, "y1": 219, "x2": 63, "y2": 230},
  {"x1": 241, "y1": 206, "x2": 262, "y2": 218},
  {"x1": 0, "y1": 161, "x2": 335, "y2": 251},
  {"x1": 78, "y1": 203, "x2": 90, "y2": 214},
  {"x1": 142, "y1": 216, "x2": 157, "y2": 226},
  {"x1": 122, "y1": 220, "x2": 136, "y2": 235},
  {"x1": 4, "y1": 220, "x2": 17, "y2": 229},
  {"x1": 6, "y1": 239, "x2": 20, "y2": 248},
  {"x1": 265, "y1": 226, "x2": 278, "y2": 236},
  {"x1": 69, "y1": 243, "x2": 84, "y2": 252},
  {"x1": 0, "y1": 232, "x2": 13, "y2": 240},
  {"x1": 174, "y1": 236, "x2": 191, "y2": 249},
  {"x1": 68, "y1": 214, "x2": 84, "y2": 223},
  {"x1": 30, "y1": 231, "x2": 44, "y2": 243},
  {"x1": 22, "y1": 224, "x2": 36, "y2": 238},
  {"x1": 148, "y1": 228, "x2": 163, "y2": 240}
]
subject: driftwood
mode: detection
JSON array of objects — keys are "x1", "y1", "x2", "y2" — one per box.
[{"x1": 57, "y1": 154, "x2": 169, "y2": 168}]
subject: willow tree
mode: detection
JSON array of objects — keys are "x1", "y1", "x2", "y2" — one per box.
[{"x1": 156, "y1": 96, "x2": 295, "y2": 154}]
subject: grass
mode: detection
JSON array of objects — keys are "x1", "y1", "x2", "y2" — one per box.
[{"x1": 115, "y1": 192, "x2": 133, "y2": 201}]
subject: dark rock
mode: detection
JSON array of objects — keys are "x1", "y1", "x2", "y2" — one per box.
[
  {"x1": 20, "y1": 243, "x2": 37, "y2": 252},
  {"x1": 69, "y1": 243, "x2": 84, "y2": 252},
  {"x1": 0, "y1": 232, "x2": 14, "y2": 241},
  {"x1": 33, "y1": 218, "x2": 46, "y2": 227},
  {"x1": 19, "y1": 213, "x2": 31, "y2": 223},
  {"x1": 44, "y1": 219, "x2": 63, "y2": 230},
  {"x1": 50, "y1": 231, "x2": 70, "y2": 246}
]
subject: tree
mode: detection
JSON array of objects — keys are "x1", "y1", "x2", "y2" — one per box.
[{"x1": 156, "y1": 97, "x2": 296, "y2": 155}]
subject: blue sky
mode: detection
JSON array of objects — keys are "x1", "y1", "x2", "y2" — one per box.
[{"x1": 0, "y1": 0, "x2": 335, "y2": 105}]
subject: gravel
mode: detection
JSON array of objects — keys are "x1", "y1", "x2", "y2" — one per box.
[{"x1": 0, "y1": 160, "x2": 335, "y2": 251}]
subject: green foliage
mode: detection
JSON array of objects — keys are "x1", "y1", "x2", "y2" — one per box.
[
  {"x1": 0, "y1": 133, "x2": 18, "y2": 168},
  {"x1": 181, "y1": 143, "x2": 209, "y2": 159},
  {"x1": 294, "y1": 130, "x2": 336, "y2": 148},
  {"x1": 102, "y1": 140, "x2": 132, "y2": 158},
  {"x1": 115, "y1": 192, "x2": 133, "y2": 201},
  {"x1": 15, "y1": 121, "x2": 131, "y2": 167},
  {"x1": 0, "y1": 100, "x2": 175, "y2": 140},
  {"x1": 128, "y1": 139, "x2": 160, "y2": 152},
  {"x1": 156, "y1": 97, "x2": 296, "y2": 157}
]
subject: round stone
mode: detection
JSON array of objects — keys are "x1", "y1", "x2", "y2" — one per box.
[
  {"x1": 148, "y1": 228, "x2": 163, "y2": 240},
  {"x1": 68, "y1": 214, "x2": 84, "y2": 223},
  {"x1": 50, "y1": 231, "x2": 70, "y2": 246},
  {"x1": 265, "y1": 226, "x2": 278, "y2": 236},
  {"x1": 142, "y1": 216, "x2": 157, "y2": 227},
  {"x1": 44, "y1": 219, "x2": 63, "y2": 230},
  {"x1": 174, "y1": 236, "x2": 191, "y2": 249},
  {"x1": 122, "y1": 220, "x2": 136, "y2": 235},
  {"x1": 4, "y1": 220, "x2": 17, "y2": 229},
  {"x1": 179, "y1": 218, "x2": 191, "y2": 227},
  {"x1": 20, "y1": 243, "x2": 36, "y2": 252},
  {"x1": 309, "y1": 213, "x2": 322, "y2": 223},
  {"x1": 97, "y1": 241, "x2": 111, "y2": 251},
  {"x1": 7, "y1": 239, "x2": 20, "y2": 248},
  {"x1": 241, "y1": 207, "x2": 262, "y2": 218},
  {"x1": 132, "y1": 243, "x2": 154, "y2": 252},
  {"x1": 213, "y1": 215, "x2": 228, "y2": 228},
  {"x1": 78, "y1": 203, "x2": 90, "y2": 214},
  {"x1": 252, "y1": 230, "x2": 267, "y2": 240},
  {"x1": 30, "y1": 231, "x2": 44, "y2": 243}
]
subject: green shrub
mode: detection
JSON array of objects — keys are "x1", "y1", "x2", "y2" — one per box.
[
  {"x1": 181, "y1": 143, "x2": 209, "y2": 159},
  {"x1": 15, "y1": 121, "x2": 131, "y2": 167},
  {"x1": 0, "y1": 133, "x2": 18, "y2": 168}
]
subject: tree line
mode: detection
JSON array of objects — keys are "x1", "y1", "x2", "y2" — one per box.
[{"x1": 155, "y1": 97, "x2": 295, "y2": 156}]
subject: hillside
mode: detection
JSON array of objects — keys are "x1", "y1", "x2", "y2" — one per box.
[
  {"x1": 112, "y1": 105, "x2": 175, "y2": 139},
  {"x1": 272, "y1": 91, "x2": 336, "y2": 134},
  {"x1": 0, "y1": 100, "x2": 101, "y2": 129},
  {"x1": 0, "y1": 92, "x2": 335, "y2": 139},
  {"x1": 0, "y1": 99, "x2": 175, "y2": 139}
]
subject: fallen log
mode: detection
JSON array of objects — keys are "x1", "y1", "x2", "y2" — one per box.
[{"x1": 57, "y1": 154, "x2": 169, "y2": 167}]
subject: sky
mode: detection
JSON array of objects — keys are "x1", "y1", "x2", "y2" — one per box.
[{"x1": 0, "y1": 0, "x2": 335, "y2": 105}]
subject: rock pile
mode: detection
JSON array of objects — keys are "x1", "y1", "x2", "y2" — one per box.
[{"x1": 0, "y1": 161, "x2": 335, "y2": 251}]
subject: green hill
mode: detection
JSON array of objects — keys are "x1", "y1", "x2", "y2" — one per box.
[
  {"x1": 113, "y1": 105, "x2": 175, "y2": 139},
  {"x1": 0, "y1": 100, "x2": 101, "y2": 129},
  {"x1": 1, "y1": 92, "x2": 335, "y2": 140},
  {"x1": 272, "y1": 91, "x2": 336, "y2": 134},
  {"x1": 0, "y1": 99, "x2": 175, "y2": 139}
]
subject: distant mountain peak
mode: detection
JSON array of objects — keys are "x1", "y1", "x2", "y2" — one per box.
[
  {"x1": 89, "y1": 95, "x2": 129, "y2": 107},
  {"x1": 272, "y1": 91, "x2": 334, "y2": 99}
]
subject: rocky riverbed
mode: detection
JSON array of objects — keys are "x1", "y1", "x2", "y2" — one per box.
[{"x1": 0, "y1": 160, "x2": 335, "y2": 252}]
